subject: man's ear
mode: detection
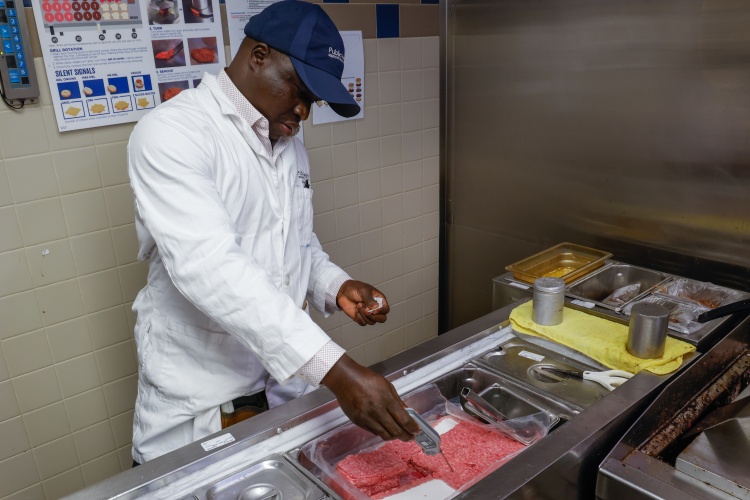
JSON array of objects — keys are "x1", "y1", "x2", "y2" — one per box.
[{"x1": 248, "y1": 42, "x2": 271, "y2": 72}]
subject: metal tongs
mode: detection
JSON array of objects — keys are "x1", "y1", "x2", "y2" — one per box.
[
  {"x1": 405, "y1": 408, "x2": 454, "y2": 472},
  {"x1": 460, "y1": 387, "x2": 508, "y2": 424}
]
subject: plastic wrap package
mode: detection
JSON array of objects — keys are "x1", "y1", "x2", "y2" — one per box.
[
  {"x1": 623, "y1": 295, "x2": 709, "y2": 335},
  {"x1": 602, "y1": 283, "x2": 642, "y2": 307},
  {"x1": 300, "y1": 384, "x2": 539, "y2": 500},
  {"x1": 655, "y1": 279, "x2": 743, "y2": 309}
]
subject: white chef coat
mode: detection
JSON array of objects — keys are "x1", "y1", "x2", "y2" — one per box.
[{"x1": 127, "y1": 72, "x2": 347, "y2": 463}]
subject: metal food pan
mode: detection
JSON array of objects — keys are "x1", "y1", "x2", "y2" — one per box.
[
  {"x1": 506, "y1": 243, "x2": 612, "y2": 284},
  {"x1": 565, "y1": 263, "x2": 672, "y2": 311}
]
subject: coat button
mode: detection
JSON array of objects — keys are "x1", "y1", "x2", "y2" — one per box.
[{"x1": 283, "y1": 275, "x2": 290, "y2": 286}]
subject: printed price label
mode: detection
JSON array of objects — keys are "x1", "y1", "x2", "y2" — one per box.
[
  {"x1": 571, "y1": 299, "x2": 596, "y2": 309},
  {"x1": 518, "y1": 350, "x2": 545, "y2": 362},
  {"x1": 200, "y1": 433, "x2": 235, "y2": 452}
]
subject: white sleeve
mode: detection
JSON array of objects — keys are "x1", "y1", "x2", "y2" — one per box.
[{"x1": 127, "y1": 110, "x2": 330, "y2": 382}]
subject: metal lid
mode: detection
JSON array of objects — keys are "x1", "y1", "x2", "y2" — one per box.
[
  {"x1": 533, "y1": 277, "x2": 566, "y2": 293},
  {"x1": 630, "y1": 302, "x2": 670, "y2": 319}
]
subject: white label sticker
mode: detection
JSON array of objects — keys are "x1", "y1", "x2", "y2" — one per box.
[
  {"x1": 571, "y1": 299, "x2": 596, "y2": 309},
  {"x1": 507, "y1": 281, "x2": 530, "y2": 290},
  {"x1": 518, "y1": 350, "x2": 545, "y2": 362},
  {"x1": 200, "y1": 433, "x2": 235, "y2": 452}
]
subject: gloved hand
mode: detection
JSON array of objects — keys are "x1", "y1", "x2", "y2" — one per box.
[
  {"x1": 336, "y1": 280, "x2": 390, "y2": 326},
  {"x1": 322, "y1": 354, "x2": 418, "y2": 441}
]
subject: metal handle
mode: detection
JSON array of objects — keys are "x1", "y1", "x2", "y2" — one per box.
[
  {"x1": 460, "y1": 387, "x2": 508, "y2": 424},
  {"x1": 695, "y1": 298, "x2": 750, "y2": 323}
]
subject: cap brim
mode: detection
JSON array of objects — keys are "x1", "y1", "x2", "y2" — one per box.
[{"x1": 291, "y1": 57, "x2": 361, "y2": 118}]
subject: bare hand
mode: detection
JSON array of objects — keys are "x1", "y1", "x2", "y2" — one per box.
[
  {"x1": 336, "y1": 280, "x2": 390, "y2": 326},
  {"x1": 322, "y1": 355, "x2": 418, "y2": 441}
]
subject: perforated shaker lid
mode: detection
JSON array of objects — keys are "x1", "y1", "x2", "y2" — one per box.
[{"x1": 533, "y1": 277, "x2": 566, "y2": 293}]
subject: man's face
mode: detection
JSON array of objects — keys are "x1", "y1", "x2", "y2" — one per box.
[{"x1": 253, "y1": 49, "x2": 318, "y2": 142}]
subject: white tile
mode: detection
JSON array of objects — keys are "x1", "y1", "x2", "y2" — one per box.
[
  {"x1": 422, "y1": 36, "x2": 440, "y2": 69},
  {"x1": 2, "y1": 329, "x2": 53, "y2": 378},
  {"x1": 110, "y1": 410, "x2": 134, "y2": 449},
  {"x1": 405, "y1": 319, "x2": 424, "y2": 349},
  {"x1": 102, "y1": 374, "x2": 137, "y2": 416},
  {"x1": 0, "y1": 450, "x2": 40, "y2": 498},
  {"x1": 96, "y1": 142, "x2": 129, "y2": 187},
  {"x1": 313, "y1": 212, "x2": 337, "y2": 245},
  {"x1": 356, "y1": 138, "x2": 380, "y2": 172},
  {"x1": 385, "y1": 327, "x2": 405, "y2": 357},
  {"x1": 116, "y1": 445, "x2": 132, "y2": 472},
  {"x1": 361, "y1": 229, "x2": 383, "y2": 262},
  {"x1": 381, "y1": 165, "x2": 403, "y2": 197},
  {"x1": 404, "y1": 294, "x2": 424, "y2": 325},
  {"x1": 0, "y1": 163, "x2": 14, "y2": 207},
  {"x1": 322, "y1": 242, "x2": 337, "y2": 262},
  {"x1": 359, "y1": 199, "x2": 382, "y2": 233},
  {"x1": 23, "y1": 401, "x2": 71, "y2": 447},
  {"x1": 25, "y1": 240, "x2": 77, "y2": 287},
  {"x1": 379, "y1": 277, "x2": 404, "y2": 306},
  {"x1": 423, "y1": 184, "x2": 439, "y2": 214},
  {"x1": 335, "y1": 206, "x2": 360, "y2": 240},
  {"x1": 381, "y1": 194, "x2": 403, "y2": 226},
  {"x1": 41, "y1": 466, "x2": 85, "y2": 499},
  {"x1": 363, "y1": 73, "x2": 378, "y2": 107},
  {"x1": 311, "y1": 179, "x2": 334, "y2": 214},
  {"x1": 96, "y1": 341, "x2": 137, "y2": 385},
  {"x1": 33, "y1": 435, "x2": 79, "y2": 480},
  {"x1": 111, "y1": 224, "x2": 139, "y2": 266},
  {"x1": 424, "y1": 237, "x2": 439, "y2": 266},
  {"x1": 401, "y1": 37, "x2": 422, "y2": 70},
  {"x1": 347, "y1": 345, "x2": 366, "y2": 365},
  {"x1": 103, "y1": 185, "x2": 135, "y2": 227},
  {"x1": 0, "y1": 291, "x2": 43, "y2": 341},
  {"x1": 402, "y1": 131, "x2": 424, "y2": 163},
  {"x1": 336, "y1": 235, "x2": 361, "y2": 269},
  {"x1": 56, "y1": 353, "x2": 101, "y2": 398},
  {"x1": 81, "y1": 451, "x2": 121, "y2": 486},
  {"x1": 0, "y1": 107, "x2": 50, "y2": 158},
  {"x1": 92, "y1": 122, "x2": 135, "y2": 145},
  {"x1": 307, "y1": 146, "x2": 333, "y2": 183},
  {"x1": 333, "y1": 174, "x2": 358, "y2": 209},
  {"x1": 380, "y1": 135, "x2": 402, "y2": 168},
  {"x1": 423, "y1": 263, "x2": 439, "y2": 291},
  {"x1": 35, "y1": 279, "x2": 85, "y2": 327},
  {"x1": 53, "y1": 147, "x2": 102, "y2": 195},
  {"x1": 404, "y1": 243, "x2": 424, "y2": 274},
  {"x1": 423, "y1": 68, "x2": 440, "y2": 100},
  {"x1": 0, "y1": 344, "x2": 7, "y2": 381},
  {"x1": 360, "y1": 257, "x2": 384, "y2": 286},
  {"x1": 383, "y1": 249, "x2": 404, "y2": 282},
  {"x1": 423, "y1": 156, "x2": 439, "y2": 186},
  {"x1": 43, "y1": 106, "x2": 95, "y2": 153},
  {"x1": 61, "y1": 190, "x2": 109, "y2": 236},
  {"x1": 87, "y1": 305, "x2": 131, "y2": 350},
  {"x1": 65, "y1": 388, "x2": 109, "y2": 432},
  {"x1": 403, "y1": 160, "x2": 423, "y2": 192},
  {"x1": 424, "y1": 287, "x2": 439, "y2": 316},
  {"x1": 302, "y1": 121, "x2": 331, "y2": 150},
  {"x1": 365, "y1": 337, "x2": 386, "y2": 366},
  {"x1": 74, "y1": 421, "x2": 116, "y2": 464},
  {"x1": 34, "y1": 57, "x2": 53, "y2": 107},
  {"x1": 343, "y1": 263, "x2": 361, "y2": 281},
  {"x1": 5, "y1": 154, "x2": 59, "y2": 203},
  {"x1": 379, "y1": 72, "x2": 402, "y2": 105},
  {"x1": 15, "y1": 198, "x2": 68, "y2": 246},
  {"x1": 331, "y1": 121, "x2": 356, "y2": 145},
  {"x1": 358, "y1": 169, "x2": 382, "y2": 203},
  {"x1": 0, "y1": 416, "x2": 29, "y2": 461},
  {"x1": 0, "y1": 249, "x2": 33, "y2": 296},
  {"x1": 70, "y1": 230, "x2": 117, "y2": 276},
  {"x1": 377, "y1": 38, "x2": 400, "y2": 72},
  {"x1": 3, "y1": 483, "x2": 45, "y2": 500},
  {"x1": 423, "y1": 210, "x2": 440, "y2": 240},
  {"x1": 379, "y1": 103, "x2": 402, "y2": 137},
  {"x1": 423, "y1": 128, "x2": 439, "y2": 158},
  {"x1": 424, "y1": 312, "x2": 439, "y2": 341},
  {"x1": 310, "y1": 308, "x2": 341, "y2": 333},
  {"x1": 401, "y1": 70, "x2": 423, "y2": 102},
  {"x1": 332, "y1": 142, "x2": 358, "y2": 177},
  {"x1": 402, "y1": 101, "x2": 423, "y2": 133},
  {"x1": 403, "y1": 189, "x2": 423, "y2": 220},
  {"x1": 363, "y1": 38, "x2": 378, "y2": 73},
  {"x1": 423, "y1": 98, "x2": 439, "y2": 129},
  {"x1": 12, "y1": 366, "x2": 62, "y2": 413},
  {"x1": 383, "y1": 302, "x2": 404, "y2": 334},
  {"x1": 404, "y1": 271, "x2": 423, "y2": 300},
  {"x1": 355, "y1": 107, "x2": 380, "y2": 141},
  {"x1": 46, "y1": 318, "x2": 93, "y2": 363},
  {"x1": 0, "y1": 380, "x2": 20, "y2": 421},
  {"x1": 403, "y1": 217, "x2": 423, "y2": 248},
  {"x1": 79, "y1": 269, "x2": 123, "y2": 314}
]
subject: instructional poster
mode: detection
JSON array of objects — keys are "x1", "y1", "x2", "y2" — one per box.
[
  {"x1": 226, "y1": 0, "x2": 276, "y2": 60},
  {"x1": 310, "y1": 31, "x2": 363, "y2": 125},
  {"x1": 32, "y1": 0, "x2": 225, "y2": 131}
]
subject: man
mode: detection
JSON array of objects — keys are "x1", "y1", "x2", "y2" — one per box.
[{"x1": 127, "y1": 0, "x2": 418, "y2": 465}]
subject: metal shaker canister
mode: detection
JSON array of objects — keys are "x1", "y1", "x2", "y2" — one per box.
[
  {"x1": 532, "y1": 277, "x2": 566, "y2": 326},
  {"x1": 626, "y1": 302, "x2": 670, "y2": 358}
]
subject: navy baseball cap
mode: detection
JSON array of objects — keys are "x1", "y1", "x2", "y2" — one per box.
[{"x1": 244, "y1": 0, "x2": 360, "y2": 118}]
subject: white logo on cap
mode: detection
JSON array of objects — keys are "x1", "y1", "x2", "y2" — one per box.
[{"x1": 328, "y1": 47, "x2": 344, "y2": 63}]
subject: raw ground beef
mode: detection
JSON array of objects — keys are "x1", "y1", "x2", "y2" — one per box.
[{"x1": 335, "y1": 420, "x2": 526, "y2": 498}]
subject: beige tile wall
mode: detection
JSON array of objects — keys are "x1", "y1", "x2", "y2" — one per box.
[{"x1": 0, "y1": 36, "x2": 439, "y2": 499}]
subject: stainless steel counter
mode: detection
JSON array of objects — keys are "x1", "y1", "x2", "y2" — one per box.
[{"x1": 71, "y1": 299, "x2": 710, "y2": 500}]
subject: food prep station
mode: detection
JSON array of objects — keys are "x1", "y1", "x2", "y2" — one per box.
[{"x1": 68, "y1": 245, "x2": 750, "y2": 499}]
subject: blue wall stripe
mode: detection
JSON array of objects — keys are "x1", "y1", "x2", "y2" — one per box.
[
  {"x1": 323, "y1": 0, "x2": 350, "y2": 3},
  {"x1": 421, "y1": 0, "x2": 439, "y2": 4},
  {"x1": 376, "y1": 4, "x2": 399, "y2": 39}
]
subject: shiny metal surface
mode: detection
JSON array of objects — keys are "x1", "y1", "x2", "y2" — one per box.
[
  {"x1": 566, "y1": 264, "x2": 671, "y2": 312},
  {"x1": 626, "y1": 303, "x2": 670, "y2": 359},
  {"x1": 533, "y1": 277, "x2": 566, "y2": 326},
  {"x1": 443, "y1": 0, "x2": 750, "y2": 330}
]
